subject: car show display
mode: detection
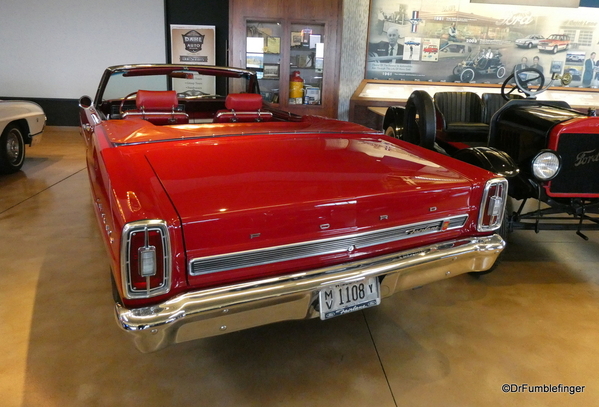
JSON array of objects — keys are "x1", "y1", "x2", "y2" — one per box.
[
  {"x1": 79, "y1": 64, "x2": 508, "y2": 352},
  {"x1": 0, "y1": 100, "x2": 45, "y2": 174},
  {"x1": 382, "y1": 68, "x2": 599, "y2": 239}
]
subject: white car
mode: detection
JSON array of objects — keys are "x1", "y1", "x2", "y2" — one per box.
[
  {"x1": 515, "y1": 34, "x2": 544, "y2": 49},
  {"x1": 0, "y1": 100, "x2": 46, "y2": 174}
]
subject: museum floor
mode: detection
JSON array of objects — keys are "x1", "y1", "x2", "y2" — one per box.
[{"x1": 1, "y1": 127, "x2": 598, "y2": 407}]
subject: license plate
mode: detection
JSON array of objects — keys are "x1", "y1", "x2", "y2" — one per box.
[{"x1": 319, "y1": 277, "x2": 381, "y2": 320}]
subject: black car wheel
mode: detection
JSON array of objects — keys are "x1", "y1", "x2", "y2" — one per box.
[
  {"x1": 460, "y1": 68, "x2": 475, "y2": 83},
  {"x1": 403, "y1": 90, "x2": 436, "y2": 150},
  {"x1": 496, "y1": 66, "x2": 506, "y2": 79},
  {"x1": 527, "y1": 42, "x2": 532, "y2": 49},
  {"x1": 382, "y1": 106, "x2": 405, "y2": 140},
  {"x1": 0, "y1": 123, "x2": 26, "y2": 174},
  {"x1": 553, "y1": 45, "x2": 558, "y2": 54}
]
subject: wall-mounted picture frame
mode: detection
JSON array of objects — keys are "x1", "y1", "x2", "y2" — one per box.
[
  {"x1": 263, "y1": 63, "x2": 280, "y2": 79},
  {"x1": 246, "y1": 53, "x2": 264, "y2": 69},
  {"x1": 266, "y1": 37, "x2": 281, "y2": 54},
  {"x1": 367, "y1": 0, "x2": 599, "y2": 89},
  {"x1": 291, "y1": 31, "x2": 302, "y2": 47}
]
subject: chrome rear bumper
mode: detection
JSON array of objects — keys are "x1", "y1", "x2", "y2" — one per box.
[{"x1": 116, "y1": 234, "x2": 504, "y2": 352}]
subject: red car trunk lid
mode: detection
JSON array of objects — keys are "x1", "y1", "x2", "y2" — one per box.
[{"x1": 143, "y1": 133, "x2": 477, "y2": 286}]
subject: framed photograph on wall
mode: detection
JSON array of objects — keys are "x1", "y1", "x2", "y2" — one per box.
[
  {"x1": 291, "y1": 31, "x2": 302, "y2": 47},
  {"x1": 246, "y1": 53, "x2": 264, "y2": 68},
  {"x1": 266, "y1": 37, "x2": 281, "y2": 54},
  {"x1": 263, "y1": 63, "x2": 280, "y2": 79}
]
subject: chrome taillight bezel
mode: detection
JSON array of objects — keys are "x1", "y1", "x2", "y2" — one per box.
[
  {"x1": 477, "y1": 178, "x2": 508, "y2": 232},
  {"x1": 120, "y1": 220, "x2": 171, "y2": 299}
]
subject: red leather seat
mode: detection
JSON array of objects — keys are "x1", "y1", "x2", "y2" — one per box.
[
  {"x1": 213, "y1": 93, "x2": 272, "y2": 123},
  {"x1": 124, "y1": 90, "x2": 189, "y2": 125}
]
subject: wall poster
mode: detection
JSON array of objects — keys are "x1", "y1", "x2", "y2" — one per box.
[
  {"x1": 170, "y1": 25, "x2": 216, "y2": 94},
  {"x1": 367, "y1": 0, "x2": 599, "y2": 88}
]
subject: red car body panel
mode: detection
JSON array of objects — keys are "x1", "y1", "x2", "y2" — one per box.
[
  {"x1": 545, "y1": 117, "x2": 599, "y2": 198},
  {"x1": 90, "y1": 117, "x2": 492, "y2": 304}
]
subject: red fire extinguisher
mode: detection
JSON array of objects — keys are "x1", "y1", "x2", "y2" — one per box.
[{"x1": 289, "y1": 70, "x2": 304, "y2": 104}]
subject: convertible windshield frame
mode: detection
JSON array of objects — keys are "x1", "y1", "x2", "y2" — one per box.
[{"x1": 93, "y1": 64, "x2": 260, "y2": 106}]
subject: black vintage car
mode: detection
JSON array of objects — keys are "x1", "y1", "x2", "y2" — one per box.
[
  {"x1": 452, "y1": 48, "x2": 506, "y2": 83},
  {"x1": 383, "y1": 68, "x2": 599, "y2": 239}
]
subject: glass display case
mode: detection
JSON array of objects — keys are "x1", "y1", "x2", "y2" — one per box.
[
  {"x1": 232, "y1": 0, "x2": 342, "y2": 118},
  {"x1": 246, "y1": 20, "x2": 282, "y2": 103},
  {"x1": 288, "y1": 23, "x2": 324, "y2": 106},
  {"x1": 245, "y1": 21, "x2": 326, "y2": 108}
]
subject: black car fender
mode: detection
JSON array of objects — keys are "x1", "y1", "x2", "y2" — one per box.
[{"x1": 451, "y1": 146, "x2": 519, "y2": 178}]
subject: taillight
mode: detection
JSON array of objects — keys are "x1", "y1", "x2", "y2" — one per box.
[
  {"x1": 477, "y1": 178, "x2": 508, "y2": 232},
  {"x1": 121, "y1": 220, "x2": 171, "y2": 299}
]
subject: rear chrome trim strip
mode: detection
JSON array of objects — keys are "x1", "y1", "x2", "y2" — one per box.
[{"x1": 189, "y1": 215, "x2": 468, "y2": 276}]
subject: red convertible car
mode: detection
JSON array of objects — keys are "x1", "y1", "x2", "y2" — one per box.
[{"x1": 79, "y1": 64, "x2": 507, "y2": 352}]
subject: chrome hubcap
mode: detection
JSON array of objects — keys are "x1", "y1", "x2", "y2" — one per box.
[{"x1": 6, "y1": 130, "x2": 22, "y2": 164}]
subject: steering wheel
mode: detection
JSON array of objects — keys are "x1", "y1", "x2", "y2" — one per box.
[
  {"x1": 402, "y1": 90, "x2": 436, "y2": 150},
  {"x1": 119, "y1": 92, "x2": 138, "y2": 115},
  {"x1": 501, "y1": 67, "x2": 545, "y2": 100}
]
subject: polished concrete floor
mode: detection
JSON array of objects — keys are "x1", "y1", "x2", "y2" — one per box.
[{"x1": 2, "y1": 127, "x2": 599, "y2": 406}]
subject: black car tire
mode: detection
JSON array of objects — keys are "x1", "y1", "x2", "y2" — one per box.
[
  {"x1": 0, "y1": 123, "x2": 26, "y2": 174},
  {"x1": 496, "y1": 66, "x2": 506, "y2": 79},
  {"x1": 383, "y1": 106, "x2": 405, "y2": 140},
  {"x1": 553, "y1": 45, "x2": 558, "y2": 54},
  {"x1": 460, "y1": 68, "x2": 475, "y2": 83},
  {"x1": 403, "y1": 90, "x2": 436, "y2": 150},
  {"x1": 527, "y1": 42, "x2": 532, "y2": 49}
]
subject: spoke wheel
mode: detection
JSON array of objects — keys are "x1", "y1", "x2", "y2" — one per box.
[
  {"x1": 460, "y1": 68, "x2": 475, "y2": 83},
  {"x1": 496, "y1": 66, "x2": 506, "y2": 79}
]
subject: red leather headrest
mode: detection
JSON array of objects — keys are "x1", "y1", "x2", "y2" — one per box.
[
  {"x1": 225, "y1": 93, "x2": 263, "y2": 111},
  {"x1": 136, "y1": 90, "x2": 178, "y2": 111}
]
